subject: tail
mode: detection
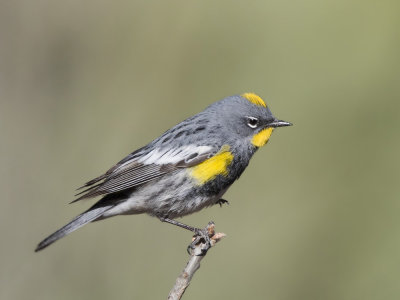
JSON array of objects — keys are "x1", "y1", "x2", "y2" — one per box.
[{"x1": 35, "y1": 205, "x2": 113, "y2": 252}]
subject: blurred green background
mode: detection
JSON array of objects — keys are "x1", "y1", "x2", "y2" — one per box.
[{"x1": 1, "y1": 0, "x2": 399, "y2": 299}]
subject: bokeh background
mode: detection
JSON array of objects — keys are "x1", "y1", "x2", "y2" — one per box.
[{"x1": 1, "y1": 1, "x2": 399, "y2": 299}]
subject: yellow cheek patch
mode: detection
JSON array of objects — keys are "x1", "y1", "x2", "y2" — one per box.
[
  {"x1": 252, "y1": 128, "x2": 274, "y2": 147},
  {"x1": 241, "y1": 93, "x2": 267, "y2": 108},
  {"x1": 190, "y1": 146, "x2": 234, "y2": 185}
]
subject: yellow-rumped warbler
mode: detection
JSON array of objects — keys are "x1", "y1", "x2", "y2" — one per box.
[{"x1": 35, "y1": 93, "x2": 291, "y2": 252}]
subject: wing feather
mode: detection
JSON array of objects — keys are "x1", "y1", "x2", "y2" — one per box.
[{"x1": 72, "y1": 145, "x2": 215, "y2": 203}]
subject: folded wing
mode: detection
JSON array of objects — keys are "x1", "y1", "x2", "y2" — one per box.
[{"x1": 72, "y1": 145, "x2": 215, "y2": 202}]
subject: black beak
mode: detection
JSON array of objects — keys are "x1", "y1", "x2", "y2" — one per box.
[{"x1": 267, "y1": 119, "x2": 292, "y2": 128}]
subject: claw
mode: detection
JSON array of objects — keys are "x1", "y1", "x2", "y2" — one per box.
[
  {"x1": 216, "y1": 198, "x2": 229, "y2": 207},
  {"x1": 187, "y1": 223, "x2": 214, "y2": 256}
]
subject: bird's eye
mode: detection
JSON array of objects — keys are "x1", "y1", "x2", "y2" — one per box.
[{"x1": 247, "y1": 117, "x2": 259, "y2": 129}]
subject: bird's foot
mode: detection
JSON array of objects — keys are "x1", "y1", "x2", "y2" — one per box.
[
  {"x1": 216, "y1": 198, "x2": 229, "y2": 207},
  {"x1": 187, "y1": 221, "x2": 215, "y2": 256}
]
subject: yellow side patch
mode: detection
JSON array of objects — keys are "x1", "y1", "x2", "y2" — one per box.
[
  {"x1": 190, "y1": 145, "x2": 234, "y2": 185},
  {"x1": 241, "y1": 93, "x2": 267, "y2": 107},
  {"x1": 252, "y1": 128, "x2": 274, "y2": 147}
]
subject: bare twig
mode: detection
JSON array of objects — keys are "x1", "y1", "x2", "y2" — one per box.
[{"x1": 167, "y1": 222, "x2": 226, "y2": 300}]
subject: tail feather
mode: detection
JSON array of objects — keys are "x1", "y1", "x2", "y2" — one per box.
[{"x1": 35, "y1": 205, "x2": 113, "y2": 252}]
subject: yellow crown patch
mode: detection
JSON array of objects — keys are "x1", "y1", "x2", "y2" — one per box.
[{"x1": 241, "y1": 93, "x2": 267, "y2": 108}]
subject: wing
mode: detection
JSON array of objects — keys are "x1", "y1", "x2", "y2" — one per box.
[{"x1": 72, "y1": 145, "x2": 216, "y2": 202}]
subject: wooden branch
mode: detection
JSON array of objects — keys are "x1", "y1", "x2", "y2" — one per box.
[{"x1": 167, "y1": 222, "x2": 226, "y2": 300}]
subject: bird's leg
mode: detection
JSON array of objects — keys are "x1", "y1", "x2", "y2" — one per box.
[
  {"x1": 159, "y1": 217, "x2": 213, "y2": 255},
  {"x1": 216, "y1": 198, "x2": 229, "y2": 207},
  {"x1": 159, "y1": 217, "x2": 198, "y2": 232}
]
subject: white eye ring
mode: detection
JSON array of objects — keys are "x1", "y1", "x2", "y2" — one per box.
[{"x1": 247, "y1": 117, "x2": 259, "y2": 128}]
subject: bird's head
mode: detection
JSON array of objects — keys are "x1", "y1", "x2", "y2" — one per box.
[{"x1": 207, "y1": 93, "x2": 292, "y2": 148}]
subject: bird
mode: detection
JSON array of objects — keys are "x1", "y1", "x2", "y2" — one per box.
[{"x1": 35, "y1": 93, "x2": 291, "y2": 252}]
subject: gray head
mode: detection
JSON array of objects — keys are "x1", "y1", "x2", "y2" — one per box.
[
  {"x1": 150, "y1": 93, "x2": 291, "y2": 150},
  {"x1": 204, "y1": 93, "x2": 292, "y2": 148}
]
